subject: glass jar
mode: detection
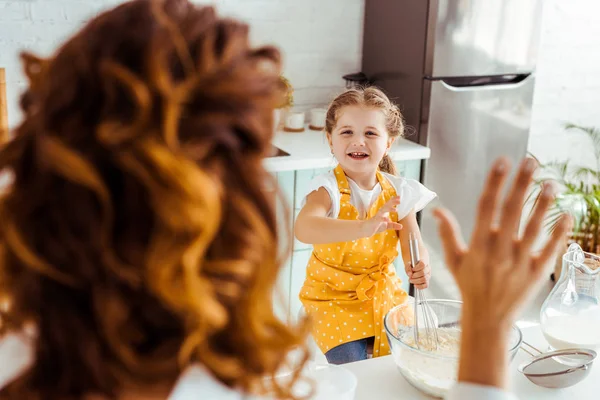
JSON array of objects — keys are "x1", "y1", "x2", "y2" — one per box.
[{"x1": 540, "y1": 243, "x2": 600, "y2": 351}]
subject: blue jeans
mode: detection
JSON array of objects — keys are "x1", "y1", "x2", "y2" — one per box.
[{"x1": 325, "y1": 337, "x2": 374, "y2": 365}]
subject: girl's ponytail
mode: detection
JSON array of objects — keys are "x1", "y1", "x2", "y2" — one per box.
[{"x1": 378, "y1": 153, "x2": 397, "y2": 175}]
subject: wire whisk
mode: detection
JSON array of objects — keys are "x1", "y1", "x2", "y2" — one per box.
[{"x1": 409, "y1": 232, "x2": 439, "y2": 351}]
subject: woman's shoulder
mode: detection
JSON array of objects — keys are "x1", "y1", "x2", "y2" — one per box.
[
  {"x1": 0, "y1": 333, "x2": 246, "y2": 400},
  {"x1": 168, "y1": 364, "x2": 245, "y2": 400},
  {"x1": 0, "y1": 332, "x2": 35, "y2": 390}
]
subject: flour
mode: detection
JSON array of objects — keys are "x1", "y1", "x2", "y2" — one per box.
[
  {"x1": 403, "y1": 327, "x2": 461, "y2": 357},
  {"x1": 392, "y1": 328, "x2": 461, "y2": 398}
]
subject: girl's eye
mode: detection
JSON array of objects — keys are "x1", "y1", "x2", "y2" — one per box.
[
  {"x1": 341, "y1": 130, "x2": 352, "y2": 135},
  {"x1": 366, "y1": 131, "x2": 377, "y2": 136}
]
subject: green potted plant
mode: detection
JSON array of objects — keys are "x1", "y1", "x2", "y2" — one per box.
[
  {"x1": 274, "y1": 75, "x2": 294, "y2": 132},
  {"x1": 528, "y1": 123, "x2": 600, "y2": 279}
]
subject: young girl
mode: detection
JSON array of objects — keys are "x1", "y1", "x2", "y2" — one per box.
[{"x1": 295, "y1": 87, "x2": 436, "y2": 364}]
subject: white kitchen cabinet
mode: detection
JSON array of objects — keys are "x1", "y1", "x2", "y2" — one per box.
[
  {"x1": 393, "y1": 256, "x2": 411, "y2": 294},
  {"x1": 293, "y1": 167, "x2": 331, "y2": 252},
  {"x1": 293, "y1": 209, "x2": 309, "y2": 251},
  {"x1": 273, "y1": 260, "x2": 291, "y2": 323},
  {"x1": 293, "y1": 167, "x2": 330, "y2": 209},
  {"x1": 402, "y1": 159, "x2": 422, "y2": 181},
  {"x1": 289, "y1": 248, "x2": 311, "y2": 324},
  {"x1": 272, "y1": 171, "x2": 295, "y2": 323}
]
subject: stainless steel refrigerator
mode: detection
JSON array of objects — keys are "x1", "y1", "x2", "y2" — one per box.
[{"x1": 362, "y1": 0, "x2": 545, "y2": 253}]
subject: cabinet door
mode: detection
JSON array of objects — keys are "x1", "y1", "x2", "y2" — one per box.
[
  {"x1": 289, "y1": 249, "x2": 312, "y2": 324},
  {"x1": 273, "y1": 260, "x2": 291, "y2": 323},
  {"x1": 293, "y1": 167, "x2": 331, "y2": 210},
  {"x1": 403, "y1": 160, "x2": 422, "y2": 181},
  {"x1": 393, "y1": 255, "x2": 411, "y2": 294},
  {"x1": 272, "y1": 171, "x2": 295, "y2": 323},
  {"x1": 394, "y1": 159, "x2": 422, "y2": 181},
  {"x1": 395, "y1": 160, "x2": 407, "y2": 178},
  {"x1": 293, "y1": 167, "x2": 330, "y2": 251}
]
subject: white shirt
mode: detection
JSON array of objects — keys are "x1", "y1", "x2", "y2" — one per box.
[
  {"x1": 0, "y1": 333, "x2": 516, "y2": 399},
  {"x1": 302, "y1": 170, "x2": 437, "y2": 220}
]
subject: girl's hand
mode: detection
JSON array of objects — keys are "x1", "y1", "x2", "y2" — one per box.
[
  {"x1": 361, "y1": 196, "x2": 403, "y2": 237},
  {"x1": 405, "y1": 260, "x2": 431, "y2": 289}
]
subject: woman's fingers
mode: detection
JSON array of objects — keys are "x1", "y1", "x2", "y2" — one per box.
[
  {"x1": 519, "y1": 182, "x2": 556, "y2": 254},
  {"x1": 534, "y1": 214, "x2": 572, "y2": 275},
  {"x1": 496, "y1": 158, "x2": 537, "y2": 250},
  {"x1": 470, "y1": 157, "x2": 510, "y2": 248}
]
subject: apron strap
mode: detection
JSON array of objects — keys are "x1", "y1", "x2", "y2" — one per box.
[
  {"x1": 334, "y1": 164, "x2": 352, "y2": 204},
  {"x1": 376, "y1": 169, "x2": 394, "y2": 192}
]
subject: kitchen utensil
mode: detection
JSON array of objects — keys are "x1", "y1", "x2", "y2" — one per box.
[
  {"x1": 384, "y1": 300, "x2": 523, "y2": 398},
  {"x1": 540, "y1": 243, "x2": 600, "y2": 352},
  {"x1": 284, "y1": 111, "x2": 305, "y2": 132},
  {"x1": 409, "y1": 232, "x2": 439, "y2": 350},
  {"x1": 518, "y1": 341, "x2": 596, "y2": 388},
  {"x1": 342, "y1": 72, "x2": 369, "y2": 89},
  {"x1": 309, "y1": 108, "x2": 326, "y2": 130}
]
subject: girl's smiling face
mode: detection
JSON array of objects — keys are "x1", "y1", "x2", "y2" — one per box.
[{"x1": 328, "y1": 105, "x2": 395, "y2": 177}]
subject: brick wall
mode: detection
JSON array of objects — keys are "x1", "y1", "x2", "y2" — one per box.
[
  {"x1": 1, "y1": 0, "x2": 599, "y2": 169},
  {"x1": 529, "y1": 0, "x2": 600, "y2": 168},
  {"x1": 0, "y1": 0, "x2": 363, "y2": 127}
]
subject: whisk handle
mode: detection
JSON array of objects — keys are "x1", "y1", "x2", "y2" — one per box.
[{"x1": 409, "y1": 232, "x2": 420, "y2": 267}]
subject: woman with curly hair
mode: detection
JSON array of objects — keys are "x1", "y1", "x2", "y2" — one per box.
[
  {"x1": 0, "y1": 0, "x2": 571, "y2": 399},
  {"x1": 0, "y1": 0, "x2": 309, "y2": 398}
]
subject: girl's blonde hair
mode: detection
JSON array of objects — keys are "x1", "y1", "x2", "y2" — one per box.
[{"x1": 325, "y1": 87, "x2": 405, "y2": 175}]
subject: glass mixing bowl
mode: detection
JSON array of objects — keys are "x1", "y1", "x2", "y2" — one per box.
[{"x1": 384, "y1": 299, "x2": 522, "y2": 398}]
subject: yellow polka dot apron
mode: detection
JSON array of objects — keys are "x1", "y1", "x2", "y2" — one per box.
[{"x1": 299, "y1": 164, "x2": 409, "y2": 357}]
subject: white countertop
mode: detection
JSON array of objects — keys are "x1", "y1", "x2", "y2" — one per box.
[
  {"x1": 264, "y1": 128, "x2": 431, "y2": 172},
  {"x1": 344, "y1": 322, "x2": 598, "y2": 400}
]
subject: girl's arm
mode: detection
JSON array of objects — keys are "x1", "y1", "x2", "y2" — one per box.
[
  {"x1": 294, "y1": 188, "x2": 403, "y2": 244},
  {"x1": 398, "y1": 210, "x2": 431, "y2": 289}
]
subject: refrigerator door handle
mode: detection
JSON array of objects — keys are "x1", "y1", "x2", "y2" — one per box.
[{"x1": 427, "y1": 73, "x2": 533, "y2": 92}]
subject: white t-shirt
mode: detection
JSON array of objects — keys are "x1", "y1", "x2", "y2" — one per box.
[
  {"x1": 302, "y1": 170, "x2": 437, "y2": 220},
  {"x1": 0, "y1": 332, "x2": 517, "y2": 399}
]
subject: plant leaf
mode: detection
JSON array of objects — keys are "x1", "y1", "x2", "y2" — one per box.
[{"x1": 565, "y1": 123, "x2": 600, "y2": 167}]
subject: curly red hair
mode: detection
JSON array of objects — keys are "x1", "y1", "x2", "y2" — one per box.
[{"x1": 0, "y1": 0, "x2": 308, "y2": 398}]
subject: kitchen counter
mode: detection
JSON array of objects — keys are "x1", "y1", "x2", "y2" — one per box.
[
  {"x1": 264, "y1": 128, "x2": 431, "y2": 172},
  {"x1": 344, "y1": 322, "x2": 598, "y2": 400}
]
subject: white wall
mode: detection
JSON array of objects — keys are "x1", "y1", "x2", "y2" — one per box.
[
  {"x1": 2, "y1": 0, "x2": 599, "y2": 166},
  {"x1": 529, "y1": 0, "x2": 600, "y2": 168},
  {"x1": 0, "y1": 0, "x2": 364, "y2": 127}
]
